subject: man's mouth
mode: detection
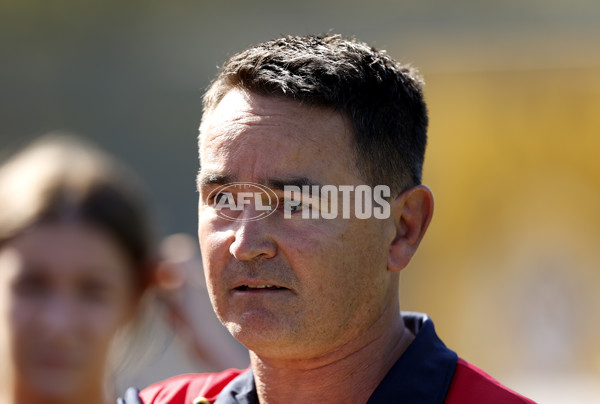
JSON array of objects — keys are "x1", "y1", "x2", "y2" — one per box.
[{"x1": 235, "y1": 285, "x2": 287, "y2": 291}]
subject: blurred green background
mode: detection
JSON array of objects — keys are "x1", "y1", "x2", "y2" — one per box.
[{"x1": 2, "y1": 1, "x2": 599, "y2": 402}]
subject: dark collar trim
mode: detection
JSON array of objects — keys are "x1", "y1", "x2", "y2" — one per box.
[{"x1": 367, "y1": 312, "x2": 458, "y2": 404}]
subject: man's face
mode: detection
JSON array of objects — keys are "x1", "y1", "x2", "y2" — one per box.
[{"x1": 197, "y1": 89, "x2": 398, "y2": 360}]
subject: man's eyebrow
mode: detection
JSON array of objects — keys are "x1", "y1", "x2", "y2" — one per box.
[
  {"x1": 196, "y1": 172, "x2": 235, "y2": 188},
  {"x1": 196, "y1": 174, "x2": 322, "y2": 192},
  {"x1": 266, "y1": 177, "x2": 322, "y2": 191}
]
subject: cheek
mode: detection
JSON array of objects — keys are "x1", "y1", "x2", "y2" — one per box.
[
  {"x1": 280, "y1": 224, "x2": 346, "y2": 295},
  {"x1": 293, "y1": 220, "x2": 389, "y2": 301}
]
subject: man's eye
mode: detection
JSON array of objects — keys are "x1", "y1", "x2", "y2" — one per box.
[
  {"x1": 282, "y1": 199, "x2": 306, "y2": 214},
  {"x1": 216, "y1": 193, "x2": 230, "y2": 203},
  {"x1": 288, "y1": 204, "x2": 303, "y2": 213},
  {"x1": 208, "y1": 192, "x2": 234, "y2": 206}
]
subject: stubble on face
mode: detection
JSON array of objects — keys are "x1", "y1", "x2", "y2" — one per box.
[{"x1": 197, "y1": 89, "x2": 397, "y2": 360}]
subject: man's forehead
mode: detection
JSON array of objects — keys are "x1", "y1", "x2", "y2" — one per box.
[
  {"x1": 197, "y1": 88, "x2": 360, "y2": 186},
  {"x1": 200, "y1": 89, "x2": 346, "y2": 141},
  {"x1": 201, "y1": 90, "x2": 282, "y2": 135},
  {"x1": 203, "y1": 90, "x2": 256, "y2": 124}
]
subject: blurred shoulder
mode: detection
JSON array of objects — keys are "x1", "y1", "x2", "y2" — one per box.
[{"x1": 139, "y1": 368, "x2": 246, "y2": 404}]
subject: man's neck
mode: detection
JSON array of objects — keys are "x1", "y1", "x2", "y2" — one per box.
[{"x1": 250, "y1": 308, "x2": 415, "y2": 404}]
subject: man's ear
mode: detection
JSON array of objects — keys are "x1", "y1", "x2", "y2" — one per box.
[{"x1": 387, "y1": 185, "x2": 434, "y2": 272}]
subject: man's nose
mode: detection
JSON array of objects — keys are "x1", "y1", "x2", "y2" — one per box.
[{"x1": 228, "y1": 215, "x2": 277, "y2": 261}]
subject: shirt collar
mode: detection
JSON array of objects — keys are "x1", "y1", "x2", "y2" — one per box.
[
  {"x1": 366, "y1": 312, "x2": 458, "y2": 404},
  {"x1": 214, "y1": 368, "x2": 256, "y2": 404}
]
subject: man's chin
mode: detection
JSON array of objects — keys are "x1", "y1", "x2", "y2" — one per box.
[{"x1": 224, "y1": 316, "x2": 297, "y2": 356}]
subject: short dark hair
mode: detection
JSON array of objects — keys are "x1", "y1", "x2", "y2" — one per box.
[
  {"x1": 202, "y1": 34, "x2": 428, "y2": 193},
  {"x1": 0, "y1": 135, "x2": 155, "y2": 294}
]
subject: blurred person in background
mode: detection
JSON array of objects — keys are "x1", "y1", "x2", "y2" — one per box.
[
  {"x1": 121, "y1": 34, "x2": 535, "y2": 403},
  {"x1": 0, "y1": 134, "x2": 249, "y2": 404},
  {"x1": 0, "y1": 135, "x2": 155, "y2": 404}
]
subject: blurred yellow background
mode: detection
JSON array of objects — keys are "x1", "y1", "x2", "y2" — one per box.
[
  {"x1": 402, "y1": 66, "x2": 600, "y2": 400},
  {"x1": 1, "y1": 1, "x2": 599, "y2": 402}
]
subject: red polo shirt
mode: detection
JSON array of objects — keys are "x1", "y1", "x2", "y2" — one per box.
[{"x1": 136, "y1": 313, "x2": 536, "y2": 404}]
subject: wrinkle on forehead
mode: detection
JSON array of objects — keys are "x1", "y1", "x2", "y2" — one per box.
[
  {"x1": 199, "y1": 89, "x2": 360, "y2": 183},
  {"x1": 201, "y1": 89, "x2": 347, "y2": 146}
]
